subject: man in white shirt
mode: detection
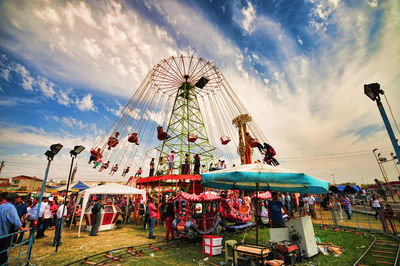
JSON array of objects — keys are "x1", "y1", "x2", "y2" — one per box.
[
  {"x1": 308, "y1": 195, "x2": 317, "y2": 219},
  {"x1": 53, "y1": 201, "x2": 68, "y2": 247},
  {"x1": 29, "y1": 198, "x2": 45, "y2": 240},
  {"x1": 40, "y1": 198, "x2": 52, "y2": 237}
]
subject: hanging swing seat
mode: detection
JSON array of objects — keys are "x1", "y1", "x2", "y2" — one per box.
[
  {"x1": 220, "y1": 136, "x2": 231, "y2": 145},
  {"x1": 188, "y1": 133, "x2": 198, "y2": 142}
]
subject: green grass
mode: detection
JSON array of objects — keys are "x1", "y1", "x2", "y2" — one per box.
[{"x1": 23, "y1": 221, "x2": 375, "y2": 265}]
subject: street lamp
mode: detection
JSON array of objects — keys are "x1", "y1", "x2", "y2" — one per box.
[
  {"x1": 28, "y1": 143, "x2": 63, "y2": 259},
  {"x1": 364, "y1": 83, "x2": 400, "y2": 165},
  {"x1": 56, "y1": 145, "x2": 85, "y2": 251}
]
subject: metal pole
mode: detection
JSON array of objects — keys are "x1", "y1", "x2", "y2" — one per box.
[
  {"x1": 256, "y1": 183, "x2": 259, "y2": 245},
  {"x1": 56, "y1": 154, "x2": 75, "y2": 252},
  {"x1": 27, "y1": 158, "x2": 52, "y2": 262},
  {"x1": 376, "y1": 101, "x2": 400, "y2": 165}
]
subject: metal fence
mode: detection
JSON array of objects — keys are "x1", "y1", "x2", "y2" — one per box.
[
  {"x1": 308, "y1": 205, "x2": 400, "y2": 235},
  {"x1": 0, "y1": 229, "x2": 33, "y2": 266}
]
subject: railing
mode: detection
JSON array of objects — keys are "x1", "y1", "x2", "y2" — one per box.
[
  {"x1": 0, "y1": 229, "x2": 33, "y2": 266},
  {"x1": 307, "y1": 204, "x2": 400, "y2": 234}
]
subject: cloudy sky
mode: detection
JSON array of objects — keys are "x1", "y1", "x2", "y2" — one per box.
[{"x1": 0, "y1": 0, "x2": 399, "y2": 185}]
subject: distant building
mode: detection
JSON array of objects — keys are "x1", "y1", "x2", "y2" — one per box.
[
  {"x1": 0, "y1": 178, "x2": 10, "y2": 190},
  {"x1": 11, "y1": 175, "x2": 43, "y2": 191}
]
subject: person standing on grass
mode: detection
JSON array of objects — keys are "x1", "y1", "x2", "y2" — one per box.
[
  {"x1": 12, "y1": 196, "x2": 27, "y2": 243},
  {"x1": 0, "y1": 193, "x2": 28, "y2": 265},
  {"x1": 372, "y1": 195, "x2": 381, "y2": 220},
  {"x1": 143, "y1": 199, "x2": 150, "y2": 230},
  {"x1": 148, "y1": 197, "x2": 157, "y2": 239},
  {"x1": 53, "y1": 200, "x2": 68, "y2": 247},
  {"x1": 308, "y1": 194, "x2": 317, "y2": 219},
  {"x1": 165, "y1": 197, "x2": 174, "y2": 243},
  {"x1": 298, "y1": 195, "x2": 305, "y2": 217},
  {"x1": 90, "y1": 197, "x2": 103, "y2": 236},
  {"x1": 335, "y1": 197, "x2": 343, "y2": 221},
  {"x1": 341, "y1": 196, "x2": 352, "y2": 220},
  {"x1": 268, "y1": 192, "x2": 289, "y2": 228}
]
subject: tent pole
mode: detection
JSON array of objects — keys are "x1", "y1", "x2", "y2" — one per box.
[{"x1": 256, "y1": 183, "x2": 259, "y2": 245}]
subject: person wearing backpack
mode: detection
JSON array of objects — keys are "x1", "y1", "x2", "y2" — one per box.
[{"x1": 90, "y1": 197, "x2": 103, "y2": 236}]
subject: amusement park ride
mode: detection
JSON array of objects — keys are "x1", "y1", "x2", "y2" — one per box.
[{"x1": 89, "y1": 56, "x2": 279, "y2": 238}]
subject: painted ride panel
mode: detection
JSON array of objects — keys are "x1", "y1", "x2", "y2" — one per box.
[
  {"x1": 172, "y1": 191, "x2": 253, "y2": 239},
  {"x1": 84, "y1": 203, "x2": 120, "y2": 231}
]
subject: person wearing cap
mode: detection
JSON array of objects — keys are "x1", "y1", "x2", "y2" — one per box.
[{"x1": 0, "y1": 193, "x2": 28, "y2": 264}]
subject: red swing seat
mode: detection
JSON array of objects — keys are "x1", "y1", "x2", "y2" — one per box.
[
  {"x1": 250, "y1": 138, "x2": 259, "y2": 148},
  {"x1": 157, "y1": 133, "x2": 165, "y2": 141},
  {"x1": 188, "y1": 133, "x2": 198, "y2": 142},
  {"x1": 220, "y1": 136, "x2": 231, "y2": 145}
]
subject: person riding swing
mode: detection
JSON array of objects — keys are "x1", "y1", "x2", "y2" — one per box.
[
  {"x1": 157, "y1": 126, "x2": 171, "y2": 140},
  {"x1": 107, "y1": 132, "x2": 120, "y2": 150},
  {"x1": 128, "y1": 132, "x2": 139, "y2": 145}
]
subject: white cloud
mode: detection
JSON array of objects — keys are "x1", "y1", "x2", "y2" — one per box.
[
  {"x1": 1, "y1": 69, "x2": 10, "y2": 81},
  {"x1": 76, "y1": 93, "x2": 96, "y2": 112},
  {"x1": 83, "y1": 38, "x2": 102, "y2": 59},
  {"x1": 36, "y1": 76, "x2": 56, "y2": 98},
  {"x1": 13, "y1": 64, "x2": 35, "y2": 91},
  {"x1": 62, "y1": 116, "x2": 85, "y2": 129},
  {"x1": 366, "y1": 0, "x2": 378, "y2": 8},
  {"x1": 57, "y1": 89, "x2": 72, "y2": 106},
  {"x1": 33, "y1": 6, "x2": 61, "y2": 24},
  {"x1": 240, "y1": 2, "x2": 256, "y2": 33}
]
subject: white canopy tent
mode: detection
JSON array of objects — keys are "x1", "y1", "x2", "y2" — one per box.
[{"x1": 75, "y1": 183, "x2": 146, "y2": 237}]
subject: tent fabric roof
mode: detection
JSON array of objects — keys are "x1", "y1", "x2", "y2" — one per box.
[
  {"x1": 136, "y1": 174, "x2": 201, "y2": 184},
  {"x1": 176, "y1": 191, "x2": 220, "y2": 202},
  {"x1": 78, "y1": 183, "x2": 146, "y2": 196},
  {"x1": 73, "y1": 181, "x2": 89, "y2": 190},
  {"x1": 201, "y1": 163, "x2": 329, "y2": 194}
]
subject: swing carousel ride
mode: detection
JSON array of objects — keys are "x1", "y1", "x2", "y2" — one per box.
[{"x1": 90, "y1": 55, "x2": 278, "y2": 191}]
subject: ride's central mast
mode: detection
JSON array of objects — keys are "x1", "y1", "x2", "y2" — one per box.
[{"x1": 157, "y1": 75, "x2": 215, "y2": 174}]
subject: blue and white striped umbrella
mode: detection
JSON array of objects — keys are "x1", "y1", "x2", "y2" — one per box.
[{"x1": 201, "y1": 163, "x2": 329, "y2": 194}]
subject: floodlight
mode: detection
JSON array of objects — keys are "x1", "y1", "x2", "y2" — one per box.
[
  {"x1": 45, "y1": 143, "x2": 63, "y2": 159},
  {"x1": 70, "y1": 145, "x2": 85, "y2": 156},
  {"x1": 195, "y1": 76, "x2": 209, "y2": 89},
  {"x1": 364, "y1": 83, "x2": 382, "y2": 102}
]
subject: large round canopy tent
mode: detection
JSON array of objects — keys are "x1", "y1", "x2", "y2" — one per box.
[
  {"x1": 201, "y1": 163, "x2": 329, "y2": 194},
  {"x1": 76, "y1": 183, "x2": 146, "y2": 237}
]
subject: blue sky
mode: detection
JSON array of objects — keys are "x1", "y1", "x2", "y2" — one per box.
[{"x1": 0, "y1": 0, "x2": 399, "y2": 184}]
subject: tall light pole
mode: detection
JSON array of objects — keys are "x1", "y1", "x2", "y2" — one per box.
[
  {"x1": 373, "y1": 149, "x2": 395, "y2": 201},
  {"x1": 390, "y1": 153, "x2": 400, "y2": 180},
  {"x1": 364, "y1": 83, "x2": 400, "y2": 165},
  {"x1": 27, "y1": 143, "x2": 63, "y2": 262},
  {"x1": 56, "y1": 145, "x2": 85, "y2": 251}
]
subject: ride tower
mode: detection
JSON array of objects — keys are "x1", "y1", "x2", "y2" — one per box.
[{"x1": 157, "y1": 75, "x2": 215, "y2": 174}]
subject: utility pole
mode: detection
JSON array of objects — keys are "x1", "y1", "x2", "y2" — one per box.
[{"x1": 0, "y1": 161, "x2": 5, "y2": 175}]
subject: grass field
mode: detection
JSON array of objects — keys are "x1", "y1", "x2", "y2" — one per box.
[{"x1": 19, "y1": 220, "x2": 374, "y2": 266}]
